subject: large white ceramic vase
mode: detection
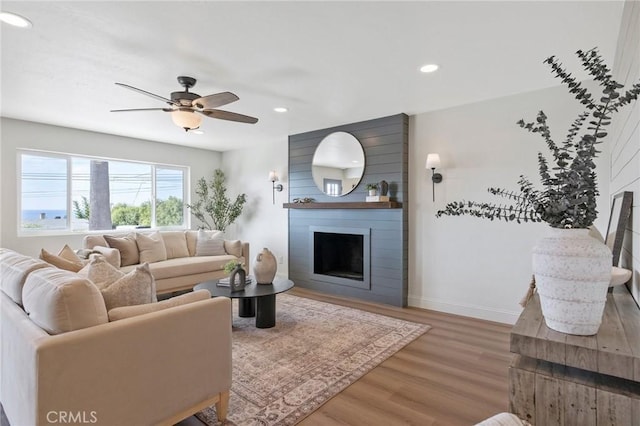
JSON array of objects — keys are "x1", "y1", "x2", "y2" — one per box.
[{"x1": 532, "y1": 228, "x2": 611, "y2": 335}]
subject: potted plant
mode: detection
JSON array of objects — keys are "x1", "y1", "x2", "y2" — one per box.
[
  {"x1": 366, "y1": 183, "x2": 378, "y2": 196},
  {"x1": 437, "y1": 48, "x2": 640, "y2": 335},
  {"x1": 186, "y1": 169, "x2": 247, "y2": 232}
]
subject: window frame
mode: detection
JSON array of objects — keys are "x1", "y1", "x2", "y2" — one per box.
[{"x1": 17, "y1": 149, "x2": 190, "y2": 236}]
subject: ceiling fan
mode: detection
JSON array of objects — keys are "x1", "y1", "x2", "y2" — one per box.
[{"x1": 111, "y1": 76, "x2": 258, "y2": 132}]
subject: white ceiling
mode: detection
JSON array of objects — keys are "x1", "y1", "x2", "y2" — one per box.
[{"x1": 0, "y1": 1, "x2": 624, "y2": 152}]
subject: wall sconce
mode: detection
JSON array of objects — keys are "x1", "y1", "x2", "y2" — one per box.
[
  {"x1": 269, "y1": 171, "x2": 283, "y2": 204},
  {"x1": 425, "y1": 153, "x2": 442, "y2": 202}
]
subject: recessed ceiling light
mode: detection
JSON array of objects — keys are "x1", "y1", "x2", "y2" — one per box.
[
  {"x1": 0, "y1": 11, "x2": 33, "y2": 28},
  {"x1": 274, "y1": 107, "x2": 288, "y2": 113},
  {"x1": 352, "y1": 160, "x2": 359, "y2": 164},
  {"x1": 420, "y1": 64, "x2": 439, "y2": 73},
  {"x1": 191, "y1": 129, "x2": 204, "y2": 135}
]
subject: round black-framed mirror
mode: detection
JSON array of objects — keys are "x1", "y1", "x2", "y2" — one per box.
[{"x1": 311, "y1": 132, "x2": 365, "y2": 197}]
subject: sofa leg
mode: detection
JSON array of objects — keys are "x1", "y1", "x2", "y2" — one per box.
[{"x1": 216, "y1": 391, "x2": 230, "y2": 422}]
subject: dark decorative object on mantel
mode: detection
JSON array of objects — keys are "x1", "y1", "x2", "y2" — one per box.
[
  {"x1": 293, "y1": 197, "x2": 315, "y2": 203},
  {"x1": 378, "y1": 180, "x2": 389, "y2": 196}
]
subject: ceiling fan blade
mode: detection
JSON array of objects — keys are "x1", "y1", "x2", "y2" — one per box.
[
  {"x1": 115, "y1": 83, "x2": 177, "y2": 106},
  {"x1": 111, "y1": 108, "x2": 174, "y2": 112},
  {"x1": 199, "y1": 109, "x2": 258, "y2": 124},
  {"x1": 192, "y1": 92, "x2": 239, "y2": 109}
]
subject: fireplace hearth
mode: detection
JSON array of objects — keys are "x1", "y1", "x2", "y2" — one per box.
[{"x1": 310, "y1": 226, "x2": 370, "y2": 290}]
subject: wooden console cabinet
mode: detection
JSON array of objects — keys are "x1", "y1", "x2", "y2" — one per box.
[{"x1": 509, "y1": 286, "x2": 640, "y2": 425}]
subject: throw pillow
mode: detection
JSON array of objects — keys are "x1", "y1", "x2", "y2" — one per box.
[
  {"x1": 90, "y1": 246, "x2": 121, "y2": 268},
  {"x1": 104, "y1": 233, "x2": 139, "y2": 266},
  {"x1": 40, "y1": 245, "x2": 84, "y2": 272},
  {"x1": 136, "y1": 232, "x2": 167, "y2": 264},
  {"x1": 108, "y1": 289, "x2": 210, "y2": 321},
  {"x1": 195, "y1": 229, "x2": 226, "y2": 256},
  {"x1": 78, "y1": 255, "x2": 124, "y2": 290},
  {"x1": 161, "y1": 231, "x2": 190, "y2": 259},
  {"x1": 224, "y1": 240, "x2": 243, "y2": 258},
  {"x1": 101, "y1": 263, "x2": 157, "y2": 310}
]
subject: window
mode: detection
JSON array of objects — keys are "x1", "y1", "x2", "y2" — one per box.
[{"x1": 19, "y1": 151, "x2": 188, "y2": 233}]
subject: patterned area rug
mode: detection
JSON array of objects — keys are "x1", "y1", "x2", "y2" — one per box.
[{"x1": 196, "y1": 293, "x2": 430, "y2": 426}]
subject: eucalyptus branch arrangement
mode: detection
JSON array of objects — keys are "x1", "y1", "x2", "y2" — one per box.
[
  {"x1": 437, "y1": 48, "x2": 640, "y2": 229},
  {"x1": 186, "y1": 169, "x2": 247, "y2": 232}
]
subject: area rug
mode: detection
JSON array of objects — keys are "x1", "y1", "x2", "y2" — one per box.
[{"x1": 196, "y1": 293, "x2": 430, "y2": 425}]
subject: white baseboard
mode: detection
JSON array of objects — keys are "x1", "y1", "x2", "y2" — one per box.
[{"x1": 408, "y1": 295, "x2": 521, "y2": 325}]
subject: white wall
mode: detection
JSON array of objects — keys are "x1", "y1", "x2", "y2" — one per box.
[
  {"x1": 610, "y1": 0, "x2": 640, "y2": 304},
  {"x1": 0, "y1": 118, "x2": 222, "y2": 256},
  {"x1": 220, "y1": 139, "x2": 289, "y2": 278},
  {"x1": 409, "y1": 85, "x2": 611, "y2": 324}
]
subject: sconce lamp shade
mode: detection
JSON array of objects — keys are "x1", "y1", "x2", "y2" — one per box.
[
  {"x1": 269, "y1": 171, "x2": 283, "y2": 204},
  {"x1": 425, "y1": 153, "x2": 441, "y2": 170},
  {"x1": 171, "y1": 110, "x2": 202, "y2": 131}
]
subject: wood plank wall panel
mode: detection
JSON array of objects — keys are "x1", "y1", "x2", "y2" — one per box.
[
  {"x1": 288, "y1": 114, "x2": 409, "y2": 306},
  {"x1": 610, "y1": 1, "x2": 640, "y2": 304}
]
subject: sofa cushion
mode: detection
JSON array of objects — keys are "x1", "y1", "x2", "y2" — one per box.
[
  {"x1": 78, "y1": 255, "x2": 125, "y2": 289},
  {"x1": 126, "y1": 255, "x2": 237, "y2": 280},
  {"x1": 0, "y1": 249, "x2": 50, "y2": 304},
  {"x1": 224, "y1": 240, "x2": 243, "y2": 258},
  {"x1": 161, "y1": 231, "x2": 190, "y2": 259},
  {"x1": 91, "y1": 246, "x2": 121, "y2": 268},
  {"x1": 136, "y1": 231, "x2": 167, "y2": 263},
  {"x1": 195, "y1": 229, "x2": 226, "y2": 256},
  {"x1": 83, "y1": 234, "x2": 108, "y2": 250},
  {"x1": 22, "y1": 267, "x2": 108, "y2": 335},
  {"x1": 40, "y1": 245, "x2": 85, "y2": 272},
  {"x1": 101, "y1": 263, "x2": 157, "y2": 310},
  {"x1": 185, "y1": 230, "x2": 199, "y2": 257},
  {"x1": 107, "y1": 289, "x2": 210, "y2": 321},
  {"x1": 104, "y1": 233, "x2": 139, "y2": 266}
]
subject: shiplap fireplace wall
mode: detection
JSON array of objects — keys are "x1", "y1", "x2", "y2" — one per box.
[{"x1": 287, "y1": 114, "x2": 409, "y2": 307}]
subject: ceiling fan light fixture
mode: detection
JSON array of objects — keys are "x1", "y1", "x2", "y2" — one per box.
[
  {"x1": 0, "y1": 11, "x2": 32, "y2": 28},
  {"x1": 420, "y1": 64, "x2": 439, "y2": 73},
  {"x1": 171, "y1": 109, "x2": 202, "y2": 131}
]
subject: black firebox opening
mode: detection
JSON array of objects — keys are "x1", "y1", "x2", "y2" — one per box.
[{"x1": 313, "y1": 232, "x2": 364, "y2": 281}]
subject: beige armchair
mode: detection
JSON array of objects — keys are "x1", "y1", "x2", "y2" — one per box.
[{"x1": 1, "y1": 292, "x2": 232, "y2": 425}]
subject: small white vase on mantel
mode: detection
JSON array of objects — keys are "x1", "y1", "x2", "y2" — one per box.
[{"x1": 532, "y1": 228, "x2": 612, "y2": 335}]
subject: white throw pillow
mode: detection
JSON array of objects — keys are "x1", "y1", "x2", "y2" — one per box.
[
  {"x1": 90, "y1": 246, "x2": 121, "y2": 268},
  {"x1": 78, "y1": 255, "x2": 124, "y2": 290},
  {"x1": 224, "y1": 240, "x2": 243, "y2": 257},
  {"x1": 101, "y1": 263, "x2": 157, "y2": 311},
  {"x1": 195, "y1": 229, "x2": 226, "y2": 256},
  {"x1": 136, "y1": 231, "x2": 167, "y2": 263}
]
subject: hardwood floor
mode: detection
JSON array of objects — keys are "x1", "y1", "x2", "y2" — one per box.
[
  {"x1": 291, "y1": 288, "x2": 513, "y2": 426},
  {"x1": 178, "y1": 287, "x2": 514, "y2": 425}
]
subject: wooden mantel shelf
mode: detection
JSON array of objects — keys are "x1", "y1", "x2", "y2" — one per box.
[{"x1": 283, "y1": 201, "x2": 402, "y2": 209}]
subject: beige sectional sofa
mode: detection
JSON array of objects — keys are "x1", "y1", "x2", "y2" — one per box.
[
  {"x1": 83, "y1": 230, "x2": 250, "y2": 294},
  {"x1": 0, "y1": 248, "x2": 232, "y2": 426}
]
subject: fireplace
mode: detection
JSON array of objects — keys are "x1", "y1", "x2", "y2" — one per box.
[{"x1": 310, "y1": 226, "x2": 370, "y2": 290}]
